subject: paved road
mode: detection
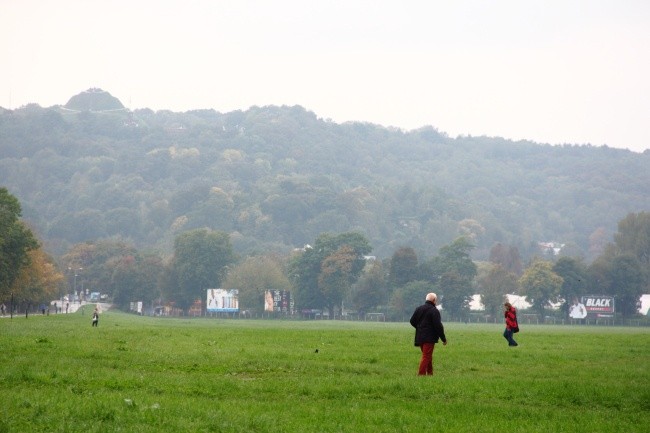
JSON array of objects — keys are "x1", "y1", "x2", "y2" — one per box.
[
  {"x1": 0, "y1": 301, "x2": 111, "y2": 317},
  {"x1": 53, "y1": 301, "x2": 111, "y2": 314}
]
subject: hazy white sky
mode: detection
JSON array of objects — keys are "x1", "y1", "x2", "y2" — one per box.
[{"x1": 2, "y1": 0, "x2": 649, "y2": 152}]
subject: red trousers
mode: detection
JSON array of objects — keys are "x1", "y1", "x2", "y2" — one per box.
[{"x1": 418, "y1": 342, "x2": 435, "y2": 375}]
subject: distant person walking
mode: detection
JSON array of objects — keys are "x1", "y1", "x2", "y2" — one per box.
[
  {"x1": 503, "y1": 302, "x2": 519, "y2": 346},
  {"x1": 92, "y1": 308, "x2": 99, "y2": 327},
  {"x1": 410, "y1": 293, "x2": 447, "y2": 375}
]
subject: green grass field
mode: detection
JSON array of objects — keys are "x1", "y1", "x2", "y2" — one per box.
[{"x1": 1, "y1": 311, "x2": 649, "y2": 433}]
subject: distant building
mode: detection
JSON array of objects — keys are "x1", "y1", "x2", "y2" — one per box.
[{"x1": 538, "y1": 241, "x2": 565, "y2": 256}]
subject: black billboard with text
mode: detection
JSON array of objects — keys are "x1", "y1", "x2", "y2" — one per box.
[{"x1": 581, "y1": 295, "x2": 615, "y2": 318}]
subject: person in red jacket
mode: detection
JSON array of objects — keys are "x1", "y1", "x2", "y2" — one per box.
[
  {"x1": 410, "y1": 293, "x2": 447, "y2": 375},
  {"x1": 503, "y1": 302, "x2": 518, "y2": 346}
]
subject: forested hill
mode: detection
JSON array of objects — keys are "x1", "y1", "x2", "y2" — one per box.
[{"x1": 1, "y1": 91, "x2": 649, "y2": 261}]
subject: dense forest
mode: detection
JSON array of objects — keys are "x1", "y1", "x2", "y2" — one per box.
[
  {"x1": 1, "y1": 89, "x2": 649, "y2": 319},
  {"x1": 1, "y1": 89, "x2": 648, "y2": 262}
]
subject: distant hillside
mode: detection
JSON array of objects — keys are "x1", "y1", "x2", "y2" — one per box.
[
  {"x1": 63, "y1": 88, "x2": 125, "y2": 112},
  {"x1": 0, "y1": 93, "x2": 648, "y2": 261}
]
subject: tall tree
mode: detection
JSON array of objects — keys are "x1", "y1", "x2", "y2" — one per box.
[
  {"x1": 553, "y1": 256, "x2": 588, "y2": 317},
  {"x1": 222, "y1": 255, "x2": 291, "y2": 313},
  {"x1": 0, "y1": 188, "x2": 39, "y2": 301},
  {"x1": 519, "y1": 260, "x2": 564, "y2": 319},
  {"x1": 171, "y1": 229, "x2": 236, "y2": 311},
  {"x1": 10, "y1": 248, "x2": 63, "y2": 306},
  {"x1": 588, "y1": 227, "x2": 609, "y2": 260},
  {"x1": 61, "y1": 240, "x2": 139, "y2": 299},
  {"x1": 428, "y1": 237, "x2": 477, "y2": 318},
  {"x1": 614, "y1": 212, "x2": 650, "y2": 267},
  {"x1": 588, "y1": 212, "x2": 650, "y2": 316},
  {"x1": 289, "y1": 232, "x2": 371, "y2": 315},
  {"x1": 477, "y1": 264, "x2": 518, "y2": 317},
  {"x1": 110, "y1": 254, "x2": 165, "y2": 309},
  {"x1": 488, "y1": 243, "x2": 523, "y2": 276},
  {"x1": 437, "y1": 237, "x2": 478, "y2": 280},
  {"x1": 351, "y1": 260, "x2": 387, "y2": 316},
  {"x1": 390, "y1": 280, "x2": 434, "y2": 320},
  {"x1": 289, "y1": 245, "x2": 326, "y2": 312},
  {"x1": 438, "y1": 270, "x2": 473, "y2": 319},
  {"x1": 607, "y1": 254, "x2": 644, "y2": 317},
  {"x1": 389, "y1": 247, "x2": 418, "y2": 286},
  {"x1": 318, "y1": 245, "x2": 357, "y2": 317}
]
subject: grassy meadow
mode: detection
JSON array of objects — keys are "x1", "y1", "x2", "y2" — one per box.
[{"x1": 1, "y1": 310, "x2": 649, "y2": 433}]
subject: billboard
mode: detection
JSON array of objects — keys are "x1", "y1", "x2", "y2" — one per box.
[
  {"x1": 581, "y1": 295, "x2": 615, "y2": 318},
  {"x1": 128, "y1": 301, "x2": 143, "y2": 314},
  {"x1": 264, "y1": 290, "x2": 293, "y2": 314},
  {"x1": 207, "y1": 289, "x2": 239, "y2": 312},
  {"x1": 568, "y1": 298, "x2": 587, "y2": 319}
]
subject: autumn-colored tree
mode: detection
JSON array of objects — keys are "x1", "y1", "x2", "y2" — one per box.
[
  {"x1": 457, "y1": 218, "x2": 485, "y2": 242},
  {"x1": 11, "y1": 248, "x2": 63, "y2": 306},
  {"x1": 289, "y1": 232, "x2": 371, "y2": 314},
  {"x1": 588, "y1": 227, "x2": 609, "y2": 261},
  {"x1": 61, "y1": 240, "x2": 139, "y2": 299},
  {"x1": 488, "y1": 243, "x2": 523, "y2": 276}
]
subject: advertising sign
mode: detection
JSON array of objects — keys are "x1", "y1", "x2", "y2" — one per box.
[
  {"x1": 206, "y1": 288, "x2": 239, "y2": 312},
  {"x1": 581, "y1": 295, "x2": 615, "y2": 318},
  {"x1": 568, "y1": 299, "x2": 587, "y2": 319},
  {"x1": 264, "y1": 290, "x2": 293, "y2": 314},
  {"x1": 128, "y1": 301, "x2": 143, "y2": 315}
]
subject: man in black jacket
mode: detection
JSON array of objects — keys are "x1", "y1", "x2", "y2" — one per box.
[{"x1": 410, "y1": 293, "x2": 447, "y2": 375}]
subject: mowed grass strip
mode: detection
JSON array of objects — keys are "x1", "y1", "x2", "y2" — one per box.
[{"x1": 1, "y1": 311, "x2": 648, "y2": 433}]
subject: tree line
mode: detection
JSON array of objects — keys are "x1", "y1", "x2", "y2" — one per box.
[
  {"x1": 2, "y1": 188, "x2": 648, "y2": 319},
  {"x1": 1, "y1": 100, "x2": 649, "y2": 264}
]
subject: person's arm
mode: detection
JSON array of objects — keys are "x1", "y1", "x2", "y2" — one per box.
[
  {"x1": 431, "y1": 309, "x2": 447, "y2": 344},
  {"x1": 409, "y1": 309, "x2": 419, "y2": 328}
]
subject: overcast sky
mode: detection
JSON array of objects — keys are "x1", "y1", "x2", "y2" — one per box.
[{"x1": 2, "y1": 0, "x2": 649, "y2": 152}]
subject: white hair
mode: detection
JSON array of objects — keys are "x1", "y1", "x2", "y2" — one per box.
[{"x1": 426, "y1": 293, "x2": 437, "y2": 303}]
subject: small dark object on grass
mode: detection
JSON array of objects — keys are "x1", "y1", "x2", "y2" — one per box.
[{"x1": 314, "y1": 349, "x2": 319, "y2": 353}]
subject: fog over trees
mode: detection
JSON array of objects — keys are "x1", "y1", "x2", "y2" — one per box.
[{"x1": 1, "y1": 89, "x2": 648, "y2": 318}]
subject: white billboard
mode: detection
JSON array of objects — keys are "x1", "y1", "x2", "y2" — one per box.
[{"x1": 207, "y1": 289, "x2": 239, "y2": 312}]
